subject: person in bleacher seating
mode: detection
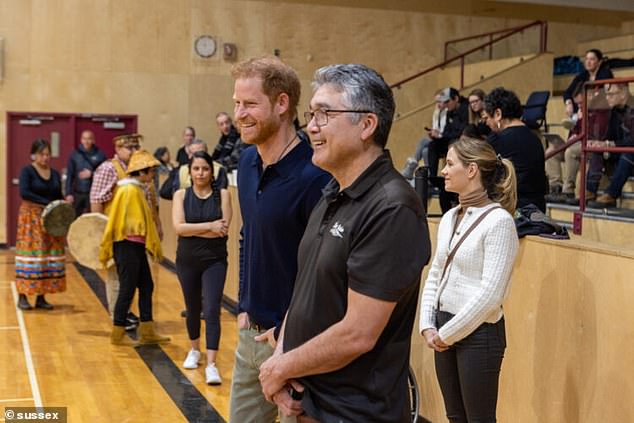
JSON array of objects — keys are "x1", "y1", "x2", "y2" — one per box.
[
  {"x1": 563, "y1": 49, "x2": 613, "y2": 129},
  {"x1": 547, "y1": 82, "x2": 612, "y2": 205},
  {"x1": 467, "y1": 88, "x2": 490, "y2": 138},
  {"x1": 587, "y1": 83, "x2": 634, "y2": 208},
  {"x1": 546, "y1": 84, "x2": 585, "y2": 203},
  {"x1": 401, "y1": 88, "x2": 448, "y2": 180},
  {"x1": 483, "y1": 87, "x2": 548, "y2": 212}
]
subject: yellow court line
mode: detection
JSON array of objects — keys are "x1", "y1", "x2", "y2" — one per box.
[
  {"x1": 0, "y1": 326, "x2": 20, "y2": 330},
  {"x1": 10, "y1": 282, "x2": 43, "y2": 408},
  {"x1": 0, "y1": 398, "x2": 34, "y2": 403}
]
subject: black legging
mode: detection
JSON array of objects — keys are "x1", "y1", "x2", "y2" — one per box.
[
  {"x1": 176, "y1": 260, "x2": 227, "y2": 350},
  {"x1": 434, "y1": 311, "x2": 506, "y2": 423},
  {"x1": 113, "y1": 240, "x2": 154, "y2": 326}
]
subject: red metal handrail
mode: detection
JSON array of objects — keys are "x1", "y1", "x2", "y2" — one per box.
[
  {"x1": 575, "y1": 76, "x2": 634, "y2": 234},
  {"x1": 391, "y1": 20, "x2": 548, "y2": 90},
  {"x1": 444, "y1": 20, "x2": 546, "y2": 62}
]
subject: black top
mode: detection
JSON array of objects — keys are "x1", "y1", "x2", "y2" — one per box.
[
  {"x1": 605, "y1": 97, "x2": 634, "y2": 146},
  {"x1": 442, "y1": 97, "x2": 469, "y2": 141},
  {"x1": 563, "y1": 63, "x2": 613, "y2": 106},
  {"x1": 176, "y1": 185, "x2": 227, "y2": 264},
  {"x1": 65, "y1": 145, "x2": 107, "y2": 194},
  {"x1": 176, "y1": 146, "x2": 189, "y2": 166},
  {"x1": 489, "y1": 125, "x2": 548, "y2": 212},
  {"x1": 19, "y1": 165, "x2": 63, "y2": 205},
  {"x1": 283, "y1": 152, "x2": 431, "y2": 423}
]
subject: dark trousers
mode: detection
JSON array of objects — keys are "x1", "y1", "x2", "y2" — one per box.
[
  {"x1": 72, "y1": 192, "x2": 90, "y2": 216},
  {"x1": 434, "y1": 311, "x2": 506, "y2": 423},
  {"x1": 606, "y1": 152, "x2": 634, "y2": 198},
  {"x1": 176, "y1": 259, "x2": 227, "y2": 350},
  {"x1": 113, "y1": 240, "x2": 154, "y2": 326},
  {"x1": 427, "y1": 137, "x2": 450, "y2": 179},
  {"x1": 586, "y1": 153, "x2": 609, "y2": 194}
]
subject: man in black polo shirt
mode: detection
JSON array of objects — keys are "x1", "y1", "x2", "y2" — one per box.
[
  {"x1": 229, "y1": 56, "x2": 330, "y2": 423},
  {"x1": 259, "y1": 64, "x2": 431, "y2": 422}
]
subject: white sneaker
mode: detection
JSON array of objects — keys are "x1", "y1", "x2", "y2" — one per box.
[
  {"x1": 205, "y1": 363, "x2": 222, "y2": 385},
  {"x1": 183, "y1": 349, "x2": 201, "y2": 369}
]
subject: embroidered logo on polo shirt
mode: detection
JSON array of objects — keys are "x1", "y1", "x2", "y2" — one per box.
[{"x1": 330, "y1": 222, "x2": 344, "y2": 238}]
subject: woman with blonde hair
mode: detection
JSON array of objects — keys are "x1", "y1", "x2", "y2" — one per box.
[{"x1": 419, "y1": 136, "x2": 519, "y2": 423}]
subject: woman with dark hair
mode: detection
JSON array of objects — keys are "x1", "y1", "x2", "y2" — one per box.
[
  {"x1": 172, "y1": 150, "x2": 232, "y2": 385},
  {"x1": 483, "y1": 87, "x2": 548, "y2": 212},
  {"x1": 153, "y1": 146, "x2": 174, "y2": 191},
  {"x1": 15, "y1": 139, "x2": 66, "y2": 310},
  {"x1": 420, "y1": 136, "x2": 519, "y2": 423},
  {"x1": 563, "y1": 49, "x2": 613, "y2": 122}
]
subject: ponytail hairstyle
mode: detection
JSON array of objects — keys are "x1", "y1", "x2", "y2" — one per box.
[
  {"x1": 451, "y1": 136, "x2": 518, "y2": 214},
  {"x1": 189, "y1": 150, "x2": 216, "y2": 187}
]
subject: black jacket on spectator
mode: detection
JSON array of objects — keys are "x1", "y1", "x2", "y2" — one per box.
[
  {"x1": 211, "y1": 126, "x2": 240, "y2": 161},
  {"x1": 442, "y1": 97, "x2": 469, "y2": 141},
  {"x1": 176, "y1": 146, "x2": 189, "y2": 166},
  {"x1": 605, "y1": 96, "x2": 634, "y2": 146},
  {"x1": 65, "y1": 144, "x2": 106, "y2": 195},
  {"x1": 563, "y1": 63, "x2": 613, "y2": 105},
  {"x1": 489, "y1": 125, "x2": 548, "y2": 212}
]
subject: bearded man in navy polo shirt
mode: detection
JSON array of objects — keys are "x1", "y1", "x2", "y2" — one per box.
[
  {"x1": 259, "y1": 64, "x2": 431, "y2": 422},
  {"x1": 229, "y1": 56, "x2": 330, "y2": 423}
]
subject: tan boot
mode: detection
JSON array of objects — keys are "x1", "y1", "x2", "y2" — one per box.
[
  {"x1": 110, "y1": 326, "x2": 139, "y2": 347},
  {"x1": 138, "y1": 321, "x2": 170, "y2": 345}
]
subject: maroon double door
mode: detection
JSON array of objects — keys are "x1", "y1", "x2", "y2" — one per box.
[{"x1": 6, "y1": 112, "x2": 138, "y2": 246}]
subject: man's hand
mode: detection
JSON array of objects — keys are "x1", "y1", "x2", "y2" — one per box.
[
  {"x1": 79, "y1": 168, "x2": 92, "y2": 179},
  {"x1": 272, "y1": 380, "x2": 304, "y2": 417},
  {"x1": 237, "y1": 312, "x2": 249, "y2": 329},
  {"x1": 254, "y1": 327, "x2": 277, "y2": 349},
  {"x1": 65, "y1": 195, "x2": 74, "y2": 204},
  {"x1": 564, "y1": 100, "x2": 575, "y2": 118},
  {"x1": 259, "y1": 353, "x2": 287, "y2": 402},
  {"x1": 429, "y1": 129, "x2": 441, "y2": 139}
]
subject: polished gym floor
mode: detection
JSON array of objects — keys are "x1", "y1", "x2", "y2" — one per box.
[{"x1": 0, "y1": 250, "x2": 236, "y2": 422}]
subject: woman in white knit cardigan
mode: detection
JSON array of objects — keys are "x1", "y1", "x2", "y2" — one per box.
[{"x1": 419, "y1": 136, "x2": 519, "y2": 423}]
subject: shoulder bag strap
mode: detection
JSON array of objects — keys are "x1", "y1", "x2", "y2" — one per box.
[{"x1": 435, "y1": 206, "x2": 501, "y2": 309}]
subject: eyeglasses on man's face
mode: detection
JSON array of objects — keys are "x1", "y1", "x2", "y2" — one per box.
[{"x1": 304, "y1": 109, "x2": 373, "y2": 127}]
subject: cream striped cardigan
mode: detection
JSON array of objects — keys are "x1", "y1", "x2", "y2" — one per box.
[{"x1": 419, "y1": 203, "x2": 519, "y2": 345}]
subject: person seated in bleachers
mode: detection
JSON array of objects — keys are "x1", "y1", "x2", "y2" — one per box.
[
  {"x1": 427, "y1": 87, "x2": 469, "y2": 179},
  {"x1": 563, "y1": 49, "x2": 613, "y2": 128},
  {"x1": 401, "y1": 89, "x2": 448, "y2": 179},
  {"x1": 546, "y1": 84, "x2": 585, "y2": 202},
  {"x1": 547, "y1": 83, "x2": 612, "y2": 204},
  {"x1": 483, "y1": 87, "x2": 548, "y2": 212},
  {"x1": 467, "y1": 88, "x2": 490, "y2": 138},
  {"x1": 588, "y1": 83, "x2": 634, "y2": 208}
]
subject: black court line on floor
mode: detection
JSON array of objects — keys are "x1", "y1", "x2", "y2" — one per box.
[{"x1": 73, "y1": 262, "x2": 225, "y2": 423}]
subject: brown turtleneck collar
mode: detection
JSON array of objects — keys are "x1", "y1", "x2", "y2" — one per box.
[{"x1": 455, "y1": 189, "x2": 493, "y2": 225}]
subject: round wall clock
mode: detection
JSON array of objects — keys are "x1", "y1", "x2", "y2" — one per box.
[{"x1": 194, "y1": 35, "x2": 216, "y2": 58}]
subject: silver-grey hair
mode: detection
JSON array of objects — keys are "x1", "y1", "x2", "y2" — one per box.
[
  {"x1": 312, "y1": 64, "x2": 395, "y2": 148},
  {"x1": 190, "y1": 138, "x2": 208, "y2": 152}
]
